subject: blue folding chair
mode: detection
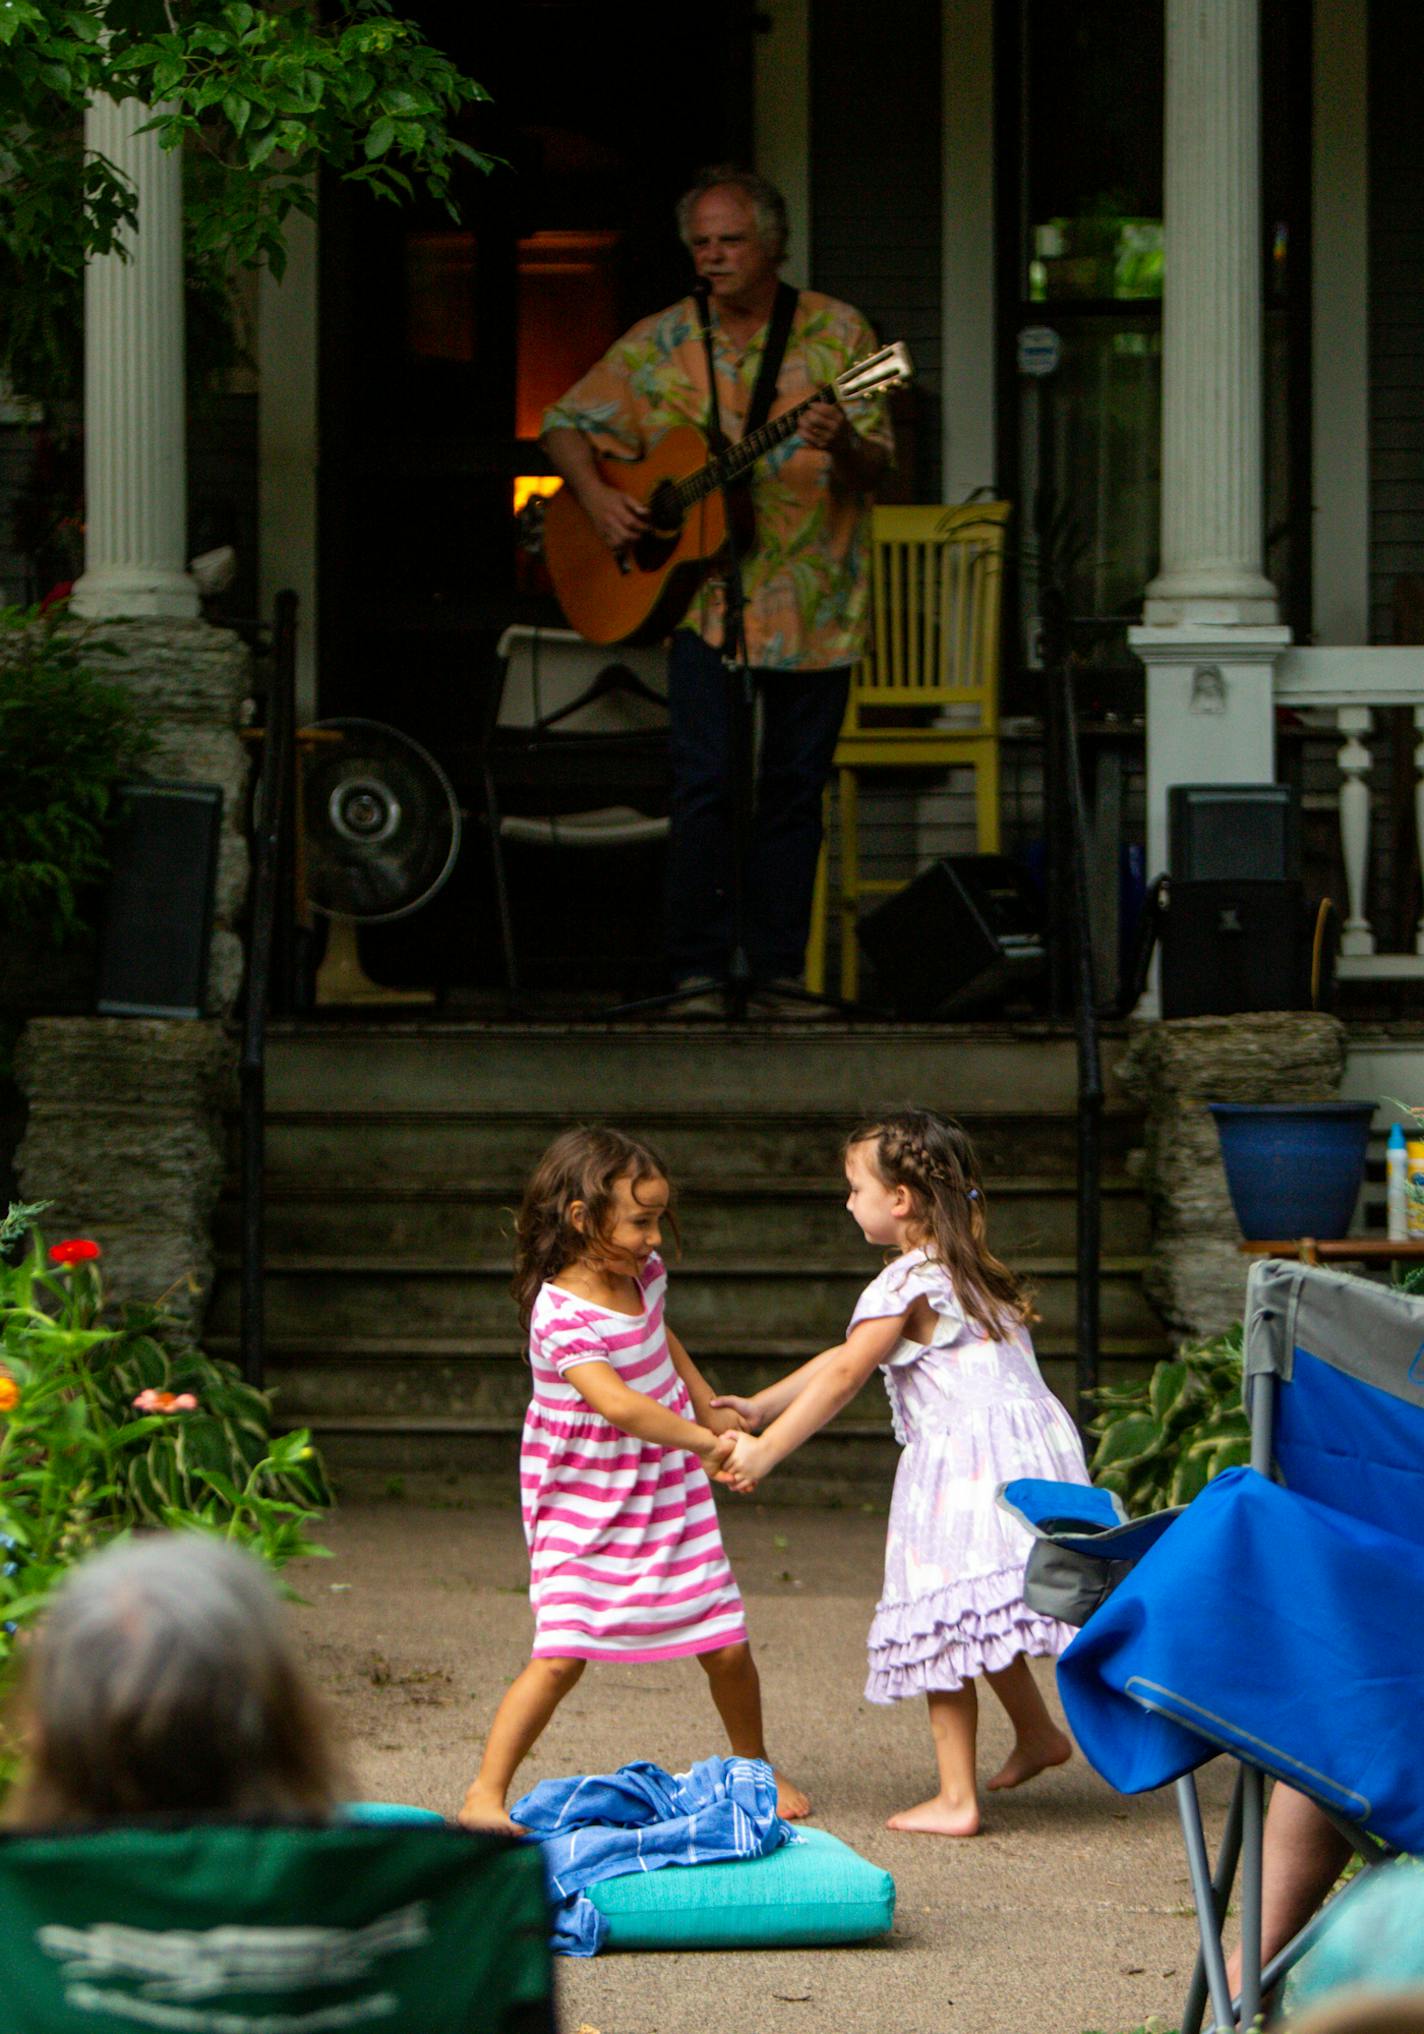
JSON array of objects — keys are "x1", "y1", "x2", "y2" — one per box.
[{"x1": 1004, "y1": 1258, "x2": 1424, "y2": 2033}]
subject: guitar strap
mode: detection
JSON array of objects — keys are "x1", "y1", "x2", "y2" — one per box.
[
  {"x1": 698, "y1": 279, "x2": 800, "y2": 449},
  {"x1": 746, "y1": 280, "x2": 800, "y2": 438}
]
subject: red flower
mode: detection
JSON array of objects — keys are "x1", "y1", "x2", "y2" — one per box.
[{"x1": 49, "y1": 1239, "x2": 101, "y2": 1265}]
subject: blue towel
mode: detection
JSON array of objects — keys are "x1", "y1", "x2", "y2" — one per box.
[{"x1": 513, "y1": 1755, "x2": 793, "y2": 1955}]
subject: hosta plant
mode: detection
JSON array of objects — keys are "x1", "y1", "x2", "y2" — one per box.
[
  {"x1": 0, "y1": 1200, "x2": 329, "y2": 1665},
  {"x1": 1087, "y1": 1325, "x2": 1250, "y2": 1515}
]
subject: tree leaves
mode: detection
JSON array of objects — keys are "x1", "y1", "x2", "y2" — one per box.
[{"x1": 0, "y1": 0, "x2": 496, "y2": 402}]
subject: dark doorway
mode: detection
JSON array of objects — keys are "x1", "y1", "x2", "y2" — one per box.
[{"x1": 316, "y1": 2, "x2": 753, "y2": 989}]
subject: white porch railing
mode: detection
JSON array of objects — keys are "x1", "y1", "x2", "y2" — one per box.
[{"x1": 1274, "y1": 647, "x2": 1424, "y2": 980}]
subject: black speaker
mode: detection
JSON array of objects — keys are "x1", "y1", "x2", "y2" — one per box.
[
  {"x1": 96, "y1": 781, "x2": 223, "y2": 1019},
  {"x1": 1158, "y1": 877, "x2": 1326, "y2": 1019},
  {"x1": 856, "y1": 854, "x2": 1046, "y2": 1018},
  {"x1": 1169, "y1": 783, "x2": 1299, "y2": 881}
]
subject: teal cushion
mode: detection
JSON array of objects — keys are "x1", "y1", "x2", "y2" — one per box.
[
  {"x1": 339, "y1": 1801, "x2": 447, "y2": 1826},
  {"x1": 587, "y1": 1825, "x2": 895, "y2": 1951}
]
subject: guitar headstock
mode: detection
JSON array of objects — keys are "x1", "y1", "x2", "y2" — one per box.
[{"x1": 833, "y1": 341, "x2": 914, "y2": 405}]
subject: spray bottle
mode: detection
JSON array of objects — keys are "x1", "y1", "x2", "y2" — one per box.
[{"x1": 1388, "y1": 1123, "x2": 1409, "y2": 1241}]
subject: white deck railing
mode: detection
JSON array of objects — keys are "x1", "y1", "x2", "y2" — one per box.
[{"x1": 1274, "y1": 647, "x2": 1424, "y2": 980}]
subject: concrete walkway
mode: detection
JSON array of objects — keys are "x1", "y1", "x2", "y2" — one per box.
[{"x1": 292, "y1": 1499, "x2": 1231, "y2": 2034}]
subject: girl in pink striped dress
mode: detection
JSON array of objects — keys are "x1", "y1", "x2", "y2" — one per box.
[{"x1": 458, "y1": 1125, "x2": 809, "y2": 1833}]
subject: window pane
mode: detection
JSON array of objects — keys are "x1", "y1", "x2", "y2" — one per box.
[
  {"x1": 1023, "y1": 0, "x2": 1164, "y2": 302},
  {"x1": 1018, "y1": 317, "x2": 1162, "y2": 648}
]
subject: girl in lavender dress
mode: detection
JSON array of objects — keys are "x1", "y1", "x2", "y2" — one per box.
[{"x1": 716, "y1": 1109, "x2": 1090, "y2": 1836}]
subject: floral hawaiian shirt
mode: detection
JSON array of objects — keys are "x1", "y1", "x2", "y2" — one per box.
[{"x1": 541, "y1": 289, "x2": 894, "y2": 672}]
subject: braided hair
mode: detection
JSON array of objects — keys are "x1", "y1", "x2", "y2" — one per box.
[
  {"x1": 846, "y1": 1108, "x2": 1031, "y2": 1337},
  {"x1": 512, "y1": 1125, "x2": 677, "y2": 1329}
]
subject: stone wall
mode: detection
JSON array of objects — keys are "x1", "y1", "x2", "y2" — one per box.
[
  {"x1": 1118, "y1": 1011, "x2": 1347, "y2": 1340},
  {"x1": 15, "y1": 1017, "x2": 231, "y2": 1324},
  {"x1": 10, "y1": 618, "x2": 251, "y2": 1329}
]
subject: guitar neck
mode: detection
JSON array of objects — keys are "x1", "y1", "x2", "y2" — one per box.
[{"x1": 674, "y1": 385, "x2": 834, "y2": 512}]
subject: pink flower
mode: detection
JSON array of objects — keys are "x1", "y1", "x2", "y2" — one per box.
[
  {"x1": 133, "y1": 1389, "x2": 198, "y2": 1415},
  {"x1": 50, "y1": 1239, "x2": 101, "y2": 1265}
]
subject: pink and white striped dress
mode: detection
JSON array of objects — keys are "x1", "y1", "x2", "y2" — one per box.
[{"x1": 521, "y1": 1253, "x2": 747, "y2": 1662}]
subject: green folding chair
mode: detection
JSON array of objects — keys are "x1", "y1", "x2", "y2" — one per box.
[{"x1": 0, "y1": 1818, "x2": 554, "y2": 2032}]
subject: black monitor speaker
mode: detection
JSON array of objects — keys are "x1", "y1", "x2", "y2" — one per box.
[
  {"x1": 856, "y1": 854, "x2": 1046, "y2": 1018},
  {"x1": 96, "y1": 780, "x2": 223, "y2": 1019},
  {"x1": 1158, "y1": 877, "x2": 1330, "y2": 1019},
  {"x1": 1169, "y1": 783, "x2": 1299, "y2": 882}
]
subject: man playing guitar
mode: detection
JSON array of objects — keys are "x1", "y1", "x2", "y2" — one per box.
[{"x1": 541, "y1": 164, "x2": 893, "y2": 1014}]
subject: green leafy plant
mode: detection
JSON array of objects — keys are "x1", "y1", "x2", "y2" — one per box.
[
  {"x1": 1088, "y1": 1326, "x2": 1250, "y2": 1514},
  {"x1": 0, "y1": 1201, "x2": 329, "y2": 1673},
  {"x1": 0, "y1": 0, "x2": 493, "y2": 402},
  {"x1": 0, "y1": 605, "x2": 154, "y2": 941}
]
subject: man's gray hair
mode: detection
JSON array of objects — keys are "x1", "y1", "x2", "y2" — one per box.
[
  {"x1": 676, "y1": 164, "x2": 789, "y2": 260},
  {"x1": 11, "y1": 1531, "x2": 343, "y2": 1822}
]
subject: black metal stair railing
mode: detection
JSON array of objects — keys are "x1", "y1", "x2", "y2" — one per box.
[
  {"x1": 239, "y1": 589, "x2": 298, "y2": 1391},
  {"x1": 1041, "y1": 583, "x2": 1103, "y2": 1428}
]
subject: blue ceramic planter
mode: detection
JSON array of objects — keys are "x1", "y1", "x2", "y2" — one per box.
[{"x1": 1208, "y1": 1101, "x2": 1375, "y2": 1241}]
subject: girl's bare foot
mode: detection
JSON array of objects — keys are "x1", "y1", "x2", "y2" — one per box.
[
  {"x1": 775, "y1": 1770, "x2": 812, "y2": 1820},
  {"x1": 985, "y1": 1725, "x2": 1072, "y2": 1792},
  {"x1": 886, "y1": 1795, "x2": 981, "y2": 1837},
  {"x1": 457, "y1": 1783, "x2": 524, "y2": 1834}
]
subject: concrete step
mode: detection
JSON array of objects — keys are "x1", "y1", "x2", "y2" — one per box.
[
  {"x1": 251, "y1": 1339, "x2": 1160, "y2": 1424},
  {"x1": 246, "y1": 1108, "x2": 1144, "y2": 1185},
  {"x1": 206, "y1": 1257, "x2": 1161, "y2": 1343},
  {"x1": 227, "y1": 1019, "x2": 1160, "y2": 1505},
  {"x1": 214, "y1": 1174, "x2": 1149, "y2": 1262},
  {"x1": 260, "y1": 1020, "x2": 1136, "y2": 1117}
]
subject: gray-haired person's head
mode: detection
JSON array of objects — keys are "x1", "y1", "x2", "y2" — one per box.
[
  {"x1": 7, "y1": 1532, "x2": 344, "y2": 1824},
  {"x1": 676, "y1": 164, "x2": 789, "y2": 260}
]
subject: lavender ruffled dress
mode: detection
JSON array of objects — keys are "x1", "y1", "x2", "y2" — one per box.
[{"x1": 853, "y1": 1248, "x2": 1090, "y2": 1704}]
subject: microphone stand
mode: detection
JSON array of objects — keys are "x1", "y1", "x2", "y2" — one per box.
[
  {"x1": 698, "y1": 276, "x2": 758, "y2": 1022},
  {"x1": 607, "y1": 280, "x2": 850, "y2": 1024}
]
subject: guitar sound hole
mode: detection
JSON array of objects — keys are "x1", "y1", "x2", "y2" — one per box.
[{"x1": 646, "y1": 481, "x2": 682, "y2": 539}]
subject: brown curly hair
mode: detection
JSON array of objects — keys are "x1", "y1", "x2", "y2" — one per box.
[
  {"x1": 846, "y1": 1109, "x2": 1031, "y2": 1337},
  {"x1": 512, "y1": 1125, "x2": 677, "y2": 1328}
]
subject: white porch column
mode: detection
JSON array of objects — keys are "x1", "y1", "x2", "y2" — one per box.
[
  {"x1": 753, "y1": 0, "x2": 810, "y2": 290},
  {"x1": 71, "y1": 95, "x2": 199, "y2": 620},
  {"x1": 1130, "y1": 0, "x2": 1289, "y2": 911}
]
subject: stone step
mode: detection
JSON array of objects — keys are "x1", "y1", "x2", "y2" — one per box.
[
  {"x1": 206, "y1": 1256, "x2": 1160, "y2": 1343},
  {"x1": 213, "y1": 1174, "x2": 1149, "y2": 1261},
  {"x1": 249, "y1": 1339, "x2": 1161, "y2": 1428},
  {"x1": 260, "y1": 1021, "x2": 1135, "y2": 1117},
  {"x1": 246, "y1": 1108, "x2": 1144, "y2": 1185}
]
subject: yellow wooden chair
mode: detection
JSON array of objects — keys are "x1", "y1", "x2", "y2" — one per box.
[{"x1": 805, "y1": 501, "x2": 1010, "y2": 1000}]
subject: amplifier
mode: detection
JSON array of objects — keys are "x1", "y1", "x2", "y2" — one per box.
[
  {"x1": 1169, "y1": 784, "x2": 1300, "y2": 882},
  {"x1": 1158, "y1": 877, "x2": 1327, "y2": 1019},
  {"x1": 856, "y1": 854, "x2": 1046, "y2": 1019},
  {"x1": 96, "y1": 780, "x2": 223, "y2": 1019}
]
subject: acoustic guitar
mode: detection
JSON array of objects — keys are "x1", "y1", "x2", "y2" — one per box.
[{"x1": 539, "y1": 341, "x2": 914, "y2": 647}]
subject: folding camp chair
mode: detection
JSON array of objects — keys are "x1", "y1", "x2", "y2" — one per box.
[
  {"x1": 0, "y1": 1817, "x2": 554, "y2": 2032},
  {"x1": 1004, "y1": 1257, "x2": 1424, "y2": 2033}
]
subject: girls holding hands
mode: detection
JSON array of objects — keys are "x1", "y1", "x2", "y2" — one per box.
[
  {"x1": 460, "y1": 1126, "x2": 808, "y2": 1832},
  {"x1": 715, "y1": 1109, "x2": 1090, "y2": 1837}
]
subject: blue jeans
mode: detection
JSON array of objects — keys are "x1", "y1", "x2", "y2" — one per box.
[{"x1": 665, "y1": 631, "x2": 850, "y2": 983}]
